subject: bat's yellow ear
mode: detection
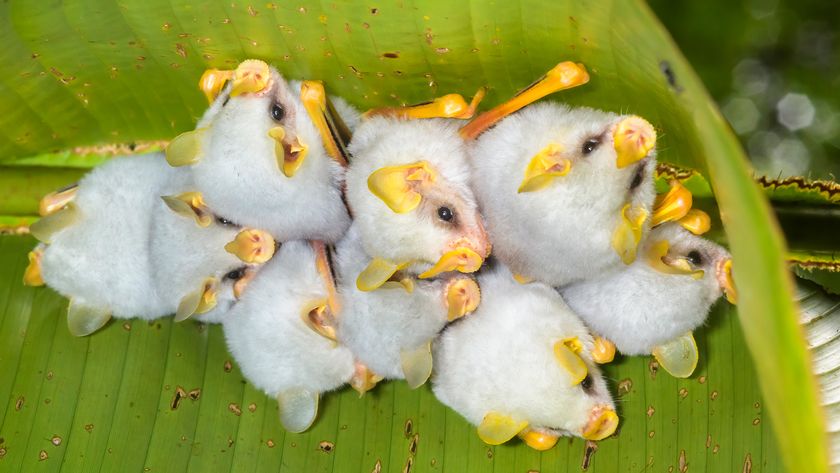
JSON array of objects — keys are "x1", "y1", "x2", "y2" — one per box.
[
  {"x1": 165, "y1": 128, "x2": 207, "y2": 167},
  {"x1": 477, "y1": 412, "x2": 529, "y2": 445},
  {"x1": 720, "y1": 258, "x2": 737, "y2": 304},
  {"x1": 175, "y1": 277, "x2": 219, "y2": 322},
  {"x1": 553, "y1": 337, "x2": 588, "y2": 385},
  {"x1": 367, "y1": 161, "x2": 437, "y2": 213},
  {"x1": 161, "y1": 192, "x2": 212, "y2": 227},
  {"x1": 300, "y1": 299, "x2": 338, "y2": 343},
  {"x1": 199, "y1": 68, "x2": 234, "y2": 103},
  {"x1": 613, "y1": 115, "x2": 656, "y2": 168},
  {"x1": 611, "y1": 203, "x2": 649, "y2": 265}
]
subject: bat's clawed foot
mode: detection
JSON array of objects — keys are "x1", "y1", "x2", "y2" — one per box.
[
  {"x1": 518, "y1": 429, "x2": 560, "y2": 451},
  {"x1": 591, "y1": 337, "x2": 616, "y2": 364},
  {"x1": 350, "y1": 362, "x2": 383, "y2": 396},
  {"x1": 23, "y1": 247, "x2": 45, "y2": 287},
  {"x1": 652, "y1": 180, "x2": 691, "y2": 227}
]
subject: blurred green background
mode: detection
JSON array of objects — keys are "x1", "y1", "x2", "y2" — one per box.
[{"x1": 651, "y1": 0, "x2": 840, "y2": 180}]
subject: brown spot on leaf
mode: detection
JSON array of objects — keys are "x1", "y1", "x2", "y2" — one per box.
[
  {"x1": 248, "y1": 5, "x2": 258, "y2": 16},
  {"x1": 15, "y1": 396, "x2": 24, "y2": 411},
  {"x1": 188, "y1": 388, "x2": 201, "y2": 401},
  {"x1": 409, "y1": 434, "x2": 418, "y2": 455},
  {"x1": 404, "y1": 419, "x2": 413, "y2": 437},
  {"x1": 298, "y1": 6, "x2": 307, "y2": 13},
  {"x1": 371, "y1": 8, "x2": 379, "y2": 14},
  {"x1": 425, "y1": 29, "x2": 434, "y2": 45},
  {"x1": 266, "y1": 439, "x2": 275, "y2": 447},
  {"x1": 582, "y1": 440, "x2": 598, "y2": 470},
  {"x1": 39, "y1": 450, "x2": 48, "y2": 461},
  {"x1": 647, "y1": 405, "x2": 655, "y2": 417},
  {"x1": 382, "y1": 52, "x2": 399, "y2": 59},
  {"x1": 123, "y1": 323, "x2": 131, "y2": 331},
  {"x1": 362, "y1": 22, "x2": 370, "y2": 29},
  {"x1": 753, "y1": 402, "x2": 760, "y2": 409},
  {"x1": 752, "y1": 418, "x2": 760, "y2": 425},
  {"x1": 710, "y1": 391, "x2": 719, "y2": 400},
  {"x1": 175, "y1": 43, "x2": 187, "y2": 58},
  {"x1": 698, "y1": 376, "x2": 706, "y2": 384},
  {"x1": 679, "y1": 388, "x2": 688, "y2": 399},
  {"x1": 84, "y1": 424, "x2": 94, "y2": 432},
  {"x1": 0, "y1": 447, "x2": 6, "y2": 458},
  {"x1": 713, "y1": 444, "x2": 720, "y2": 454},
  {"x1": 742, "y1": 453, "x2": 752, "y2": 473},
  {"x1": 171, "y1": 386, "x2": 187, "y2": 410},
  {"x1": 228, "y1": 403, "x2": 242, "y2": 416},
  {"x1": 649, "y1": 359, "x2": 659, "y2": 379},
  {"x1": 648, "y1": 431, "x2": 655, "y2": 438},
  {"x1": 372, "y1": 459, "x2": 382, "y2": 473},
  {"x1": 617, "y1": 378, "x2": 632, "y2": 396},
  {"x1": 706, "y1": 435, "x2": 711, "y2": 448},
  {"x1": 248, "y1": 403, "x2": 256, "y2": 412},
  {"x1": 319, "y1": 440, "x2": 334, "y2": 453},
  {"x1": 224, "y1": 360, "x2": 232, "y2": 372},
  {"x1": 162, "y1": 22, "x2": 171, "y2": 31},
  {"x1": 435, "y1": 47, "x2": 449, "y2": 54},
  {"x1": 46, "y1": 371, "x2": 54, "y2": 380},
  {"x1": 31, "y1": 53, "x2": 40, "y2": 59},
  {"x1": 679, "y1": 449, "x2": 687, "y2": 472},
  {"x1": 402, "y1": 456, "x2": 413, "y2": 473},
  {"x1": 51, "y1": 436, "x2": 61, "y2": 446}
]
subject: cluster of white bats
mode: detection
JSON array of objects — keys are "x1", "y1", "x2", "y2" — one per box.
[{"x1": 24, "y1": 59, "x2": 737, "y2": 450}]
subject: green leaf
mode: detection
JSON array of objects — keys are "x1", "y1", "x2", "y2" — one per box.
[
  {"x1": 0, "y1": 235, "x2": 784, "y2": 472},
  {"x1": 0, "y1": 1, "x2": 830, "y2": 471}
]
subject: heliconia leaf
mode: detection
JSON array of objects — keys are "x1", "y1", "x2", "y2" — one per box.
[{"x1": 0, "y1": 0, "x2": 830, "y2": 471}]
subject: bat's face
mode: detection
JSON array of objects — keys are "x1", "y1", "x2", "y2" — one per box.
[
  {"x1": 168, "y1": 60, "x2": 351, "y2": 242},
  {"x1": 643, "y1": 223, "x2": 735, "y2": 305},
  {"x1": 469, "y1": 103, "x2": 657, "y2": 285},
  {"x1": 346, "y1": 117, "x2": 491, "y2": 281}
]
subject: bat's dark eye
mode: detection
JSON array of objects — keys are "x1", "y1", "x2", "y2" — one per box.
[
  {"x1": 581, "y1": 138, "x2": 600, "y2": 155},
  {"x1": 270, "y1": 103, "x2": 285, "y2": 121},
  {"x1": 686, "y1": 250, "x2": 703, "y2": 266},
  {"x1": 437, "y1": 206, "x2": 454, "y2": 222},
  {"x1": 216, "y1": 216, "x2": 234, "y2": 226},
  {"x1": 629, "y1": 166, "x2": 644, "y2": 190},
  {"x1": 581, "y1": 374, "x2": 594, "y2": 392},
  {"x1": 224, "y1": 268, "x2": 246, "y2": 281}
]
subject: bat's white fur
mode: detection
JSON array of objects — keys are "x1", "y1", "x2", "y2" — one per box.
[
  {"x1": 343, "y1": 117, "x2": 488, "y2": 270},
  {"x1": 561, "y1": 223, "x2": 730, "y2": 354},
  {"x1": 148, "y1": 171, "x2": 252, "y2": 324},
  {"x1": 468, "y1": 102, "x2": 657, "y2": 285},
  {"x1": 190, "y1": 70, "x2": 359, "y2": 243},
  {"x1": 335, "y1": 226, "x2": 449, "y2": 379},
  {"x1": 433, "y1": 264, "x2": 615, "y2": 438},
  {"x1": 40, "y1": 153, "x2": 172, "y2": 318},
  {"x1": 335, "y1": 117, "x2": 489, "y2": 379},
  {"x1": 223, "y1": 240, "x2": 355, "y2": 398}
]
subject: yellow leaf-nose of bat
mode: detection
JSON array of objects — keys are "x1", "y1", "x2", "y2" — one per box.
[
  {"x1": 268, "y1": 127, "x2": 309, "y2": 177},
  {"x1": 199, "y1": 68, "x2": 234, "y2": 103},
  {"x1": 517, "y1": 143, "x2": 570, "y2": 193},
  {"x1": 230, "y1": 59, "x2": 270, "y2": 97},
  {"x1": 225, "y1": 229, "x2": 276, "y2": 264},
  {"x1": 652, "y1": 181, "x2": 692, "y2": 226},
  {"x1": 445, "y1": 278, "x2": 481, "y2": 321},
  {"x1": 718, "y1": 258, "x2": 737, "y2": 304},
  {"x1": 582, "y1": 408, "x2": 619, "y2": 441},
  {"x1": 418, "y1": 247, "x2": 484, "y2": 279},
  {"x1": 519, "y1": 430, "x2": 559, "y2": 451},
  {"x1": 611, "y1": 203, "x2": 649, "y2": 265},
  {"x1": 553, "y1": 338, "x2": 588, "y2": 385},
  {"x1": 613, "y1": 116, "x2": 656, "y2": 168}
]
